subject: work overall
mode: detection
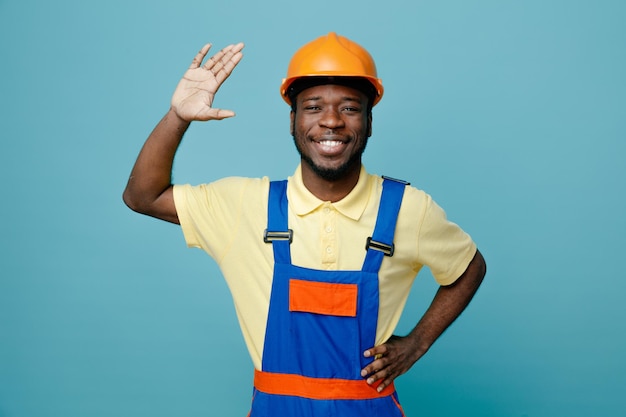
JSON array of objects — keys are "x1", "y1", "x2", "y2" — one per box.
[{"x1": 249, "y1": 178, "x2": 408, "y2": 417}]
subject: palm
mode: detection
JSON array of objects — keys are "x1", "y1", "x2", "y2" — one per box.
[{"x1": 171, "y1": 43, "x2": 244, "y2": 121}]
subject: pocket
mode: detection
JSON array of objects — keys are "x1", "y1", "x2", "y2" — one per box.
[{"x1": 289, "y1": 279, "x2": 358, "y2": 317}]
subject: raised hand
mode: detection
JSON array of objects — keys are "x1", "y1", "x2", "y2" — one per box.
[{"x1": 171, "y1": 42, "x2": 244, "y2": 122}]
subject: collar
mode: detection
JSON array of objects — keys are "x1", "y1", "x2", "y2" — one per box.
[{"x1": 287, "y1": 164, "x2": 373, "y2": 221}]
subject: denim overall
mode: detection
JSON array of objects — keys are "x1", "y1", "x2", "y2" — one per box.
[{"x1": 249, "y1": 178, "x2": 407, "y2": 417}]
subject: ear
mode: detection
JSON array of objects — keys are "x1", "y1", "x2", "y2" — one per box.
[
  {"x1": 290, "y1": 110, "x2": 295, "y2": 136},
  {"x1": 367, "y1": 113, "x2": 372, "y2": 137}
]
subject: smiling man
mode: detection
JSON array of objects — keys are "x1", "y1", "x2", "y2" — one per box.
[
  {"x1": 123, "y1": 33, "x2": 486, "y2": 417},
  {"x1": 290, "y1": 80, "x2": 372, "y2": 199}
]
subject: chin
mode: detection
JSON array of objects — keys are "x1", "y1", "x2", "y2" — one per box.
[{"x1": 307, "y1": 160, "x2": 357, "y2": 182}]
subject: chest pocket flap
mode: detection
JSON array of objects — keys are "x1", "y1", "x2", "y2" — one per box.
[{"x1": 289, "y1": 279, "x2": 358, "y2": 317}]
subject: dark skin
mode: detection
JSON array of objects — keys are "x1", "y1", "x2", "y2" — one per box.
[
  {"x1": 361, "y1": 250, "x2": 485, "y2": 391},
  {"x1": 123, "y1": 42, "x2": 244, "y2": 223},
  {"x1": 289, "y1": 84, "x2": 486, "y2": 391},
  {"x1": 290, "y1": 84, "x2": 372, "y2": 202},
  {"x1": 124, "y1": 43, "x2": 486, "y2": 392}
]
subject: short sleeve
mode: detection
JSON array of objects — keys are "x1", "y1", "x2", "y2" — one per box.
[
  {"x1": 417, "y1": 196, "x2": 477, "y2": 286},
  {"x1": 173, "y1": 177, "x2": 269, "y2": 262}
]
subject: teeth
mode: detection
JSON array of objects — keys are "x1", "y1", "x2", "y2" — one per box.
[{"x1": 319, "y1": 140, "x2": 341, "y2": 147}]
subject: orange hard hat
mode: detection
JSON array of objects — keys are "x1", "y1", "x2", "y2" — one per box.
[{"x1": 280, "y1": 32, "x2": 384, "y2": 106}]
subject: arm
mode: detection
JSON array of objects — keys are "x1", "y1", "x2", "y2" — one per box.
[
  {"x1": 361, "y1": 249, "x2": 486, "y2": 392},
  {"x1": 122, "y1": 42, "x2": 244, "y2": 224}
]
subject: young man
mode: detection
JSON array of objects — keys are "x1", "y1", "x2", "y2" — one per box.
[{"x1": 124, "y1": 32, "x2": 486, "y2": 416}]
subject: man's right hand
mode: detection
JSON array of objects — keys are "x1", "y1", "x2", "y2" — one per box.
[
  {"x1": 171, "y1": 42, "x2": 244, "y2": 122},
  {"x1": 124, "y1": 42, "x2": 244, "y2": 223}
]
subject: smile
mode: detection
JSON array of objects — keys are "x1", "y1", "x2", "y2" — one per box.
[
  {"x1": 318, "y1": 140, "x2": 343, "y2": 148},
  {"x1": 313, "y1": 138, "x2": 349, "y2": 155}
]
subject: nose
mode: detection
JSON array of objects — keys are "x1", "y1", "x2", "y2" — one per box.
[{"x1": 318, "y1": 107, "x2": 345, "y2": 129}]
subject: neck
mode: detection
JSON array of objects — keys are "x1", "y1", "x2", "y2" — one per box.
[{"x1": 300, "y1": 162, "x2": 361, "y2": 203}]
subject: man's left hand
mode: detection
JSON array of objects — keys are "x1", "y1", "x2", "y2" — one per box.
[
  {"x1": 361, "y1": 335, "x2": 424, "y2": 392},
  {"x1": 360, "y1": 250, "x2": 486, "y2": 392}
]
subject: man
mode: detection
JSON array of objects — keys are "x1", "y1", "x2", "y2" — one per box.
[{"x1": 124, "y1": 32, "x2": 486, "y2": 416}]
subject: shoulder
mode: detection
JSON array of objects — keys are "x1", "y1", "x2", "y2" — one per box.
[
  {"x1": 375, "y1": 175, "x2": 433, "y2": 215},
  {"x1": 367, "y1": 172, "x2": 431, "y2": 202},
  {"x1": 210, "y1": 176, "x2": 270, "y2": 197},
  {"x1": 175, "y1": 176, "x2": 270, "y2": 196},
  {"x1": 173, "y1": 176, "x2": 270, "y2": 212},
  {"x1": 360, "y1": 171, "x2": 434, "y2": 221}
]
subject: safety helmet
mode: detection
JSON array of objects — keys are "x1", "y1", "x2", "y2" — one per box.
[{"x1": 280, "y1": 32, "x2": 384, "y2": 106}]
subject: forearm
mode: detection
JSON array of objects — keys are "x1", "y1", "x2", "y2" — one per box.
[
  {"x1": 359, "y1": 250, "x2": 486, "y2": 391},
  {"x1": 123, "y1": 42, "x2": 243, "y2": 223},
  {"x1": 123, "y1": 108, "x2": 189, "y2": 222},
  {"x1": 407, "y1": 249, "x2": 486, "y2": 358}
]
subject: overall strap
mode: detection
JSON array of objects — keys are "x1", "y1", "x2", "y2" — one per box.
[
  {"x1": 362, "y1": 177, "x2": 408, "y2": 273},
  {"x1": 264, "y1": 180, "x2": 292, "y2": 265}
]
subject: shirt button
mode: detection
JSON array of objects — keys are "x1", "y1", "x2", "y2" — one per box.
[
  {"x1": 325, "y1": 226, "x2": 332, "y2": 233},
  {"x1": 326, "y1": 247, "x2": 332, "y2": 253},
  {"x1": 324, "y1": 207, "x2": 331, "y2": 213}
]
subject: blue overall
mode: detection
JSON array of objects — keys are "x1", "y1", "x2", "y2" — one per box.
[{"x1": 249, "y1": 178, "x2": 407, "y2": 417}]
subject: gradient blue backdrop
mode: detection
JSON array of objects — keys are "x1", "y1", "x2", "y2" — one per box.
[{"x1": 1, "y1": 1, "x2": 625, "y2": 416}]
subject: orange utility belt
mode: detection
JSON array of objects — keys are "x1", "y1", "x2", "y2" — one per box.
[{"x1": 253, "y1": 369, "x2": 395, "y2": 400}]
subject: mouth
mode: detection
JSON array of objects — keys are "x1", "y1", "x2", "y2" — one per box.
[
  {"x1": 318, "y1": 139, "x2": 343, "y2": 147},
  {"x1": 314, "y1": 139, "x2": 347, "y2": 155}
]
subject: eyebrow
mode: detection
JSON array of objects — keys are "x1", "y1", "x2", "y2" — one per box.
[{"x1": 301, "y1": 95, "x2": 363, "y2": 104}]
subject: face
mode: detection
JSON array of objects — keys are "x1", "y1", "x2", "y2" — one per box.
[{"x1": 291, "y1": 84, "x2": 372, "y2": 182}]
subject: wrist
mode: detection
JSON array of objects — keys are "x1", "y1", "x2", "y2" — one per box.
[
  {"x1": 406, "y1": 329, "x2": 433, "y2": 359},
  {"x1": 167, "y1": 107, "x2": 193, "y2": 127}
]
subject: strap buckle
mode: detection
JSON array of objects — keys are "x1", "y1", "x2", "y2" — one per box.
[
  {"x1": 382, "y1": 175, "x2": 410, "y2": 186},
  {"x1": 264, "y1": 229, "x2": 293, "y2": 243},
  {"x1": 365, "y1": 237, "x2": 394, "y2": 257}
]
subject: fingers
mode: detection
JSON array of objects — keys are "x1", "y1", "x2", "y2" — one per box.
[
  {"x1": 190, "y1": 43, "x2": 212, "y2": 69},
  {"x1": 217, "y1": 44, "x2": 244, "y2": 83},
  {"x1": 196, "y1": 107, "x2": 236, "y2": 121},
  {"x1": 189, "y1": 42, "x2": 245, "y2": 74},
  {"x1": 362, "y1": 359, "x2": 394, "y2": 392},
  {"x1": 361, "y1": 345, "x2": 392, "y2": 392},
  {"x1": 362, "y1": 341, "x2": 415, "y2": 393},
  {"x1": 203, "y1": 43, "x2": 243, "y2": 69},
  {"x1": 205, "y1": 43, "x2": 244, "y2": 84}
]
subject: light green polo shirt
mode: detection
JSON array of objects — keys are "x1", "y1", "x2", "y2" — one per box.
[{"x1": 173, "y1": 165, "x2": 476, "y2": 369}]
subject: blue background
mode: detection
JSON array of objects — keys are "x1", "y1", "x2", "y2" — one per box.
[{"x1": 1, "y1": 1, "x2": 625, "y2": 416}]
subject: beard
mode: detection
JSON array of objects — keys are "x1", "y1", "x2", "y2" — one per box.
[{"x1": 292, "y1": 134, "x2": 369, "y2": 182}]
